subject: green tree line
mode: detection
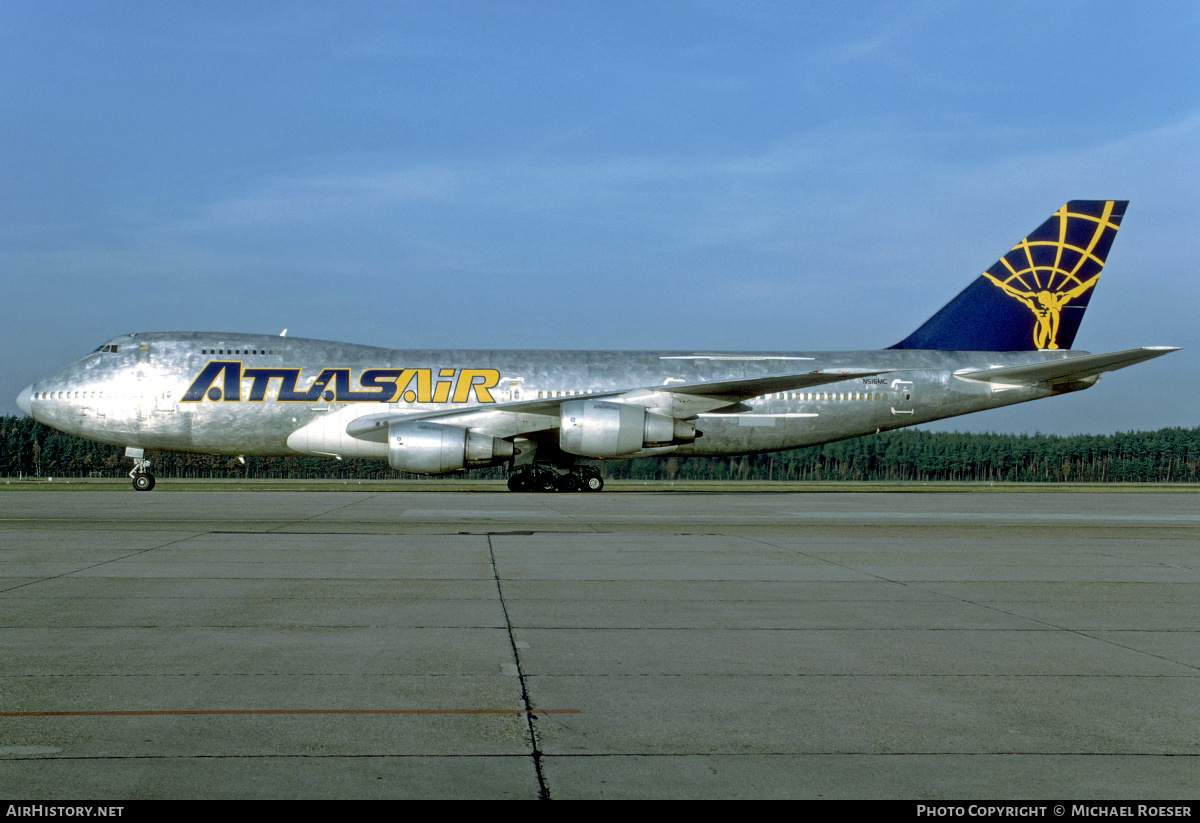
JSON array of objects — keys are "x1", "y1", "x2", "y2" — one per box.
[{"x1": 2, "y1": 415, "x2": 1197, "y2": 483}]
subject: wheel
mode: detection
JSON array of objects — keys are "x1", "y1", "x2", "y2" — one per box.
[
  {"x1": 556, "y1": 473, "x2": 582, "y2": 493},
  {"x1": 132, "y1": 473, "x2": 155, "y2": 492},
  {"x1": 507, "y1": 472, "x2": 531, "y2": 492},
  {"x1": 582, "y1": 473, "x2": 604, "y2": 492},
  {"x1": 534, "y1": 471, "x2": 558, "y2": 493}
]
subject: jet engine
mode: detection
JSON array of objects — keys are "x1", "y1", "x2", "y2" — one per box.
[
  {"x1": 559, "y1": 399, "x2": 696, "y2": 458},
  {"x1": 388, "y1": 421, "x2": 514, "y2": 474}
]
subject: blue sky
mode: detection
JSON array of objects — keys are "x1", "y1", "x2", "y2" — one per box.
[{"x1": 2, "y1": 1, "x2": 1197, "y2": 434}]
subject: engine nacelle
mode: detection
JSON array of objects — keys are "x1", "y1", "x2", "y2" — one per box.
[
  {"x1": 388, "y1": 421, "x2": 514, "y2": 474},
  {"x1": 559, "y1": 399, "x2": 696, "y2": 458}
]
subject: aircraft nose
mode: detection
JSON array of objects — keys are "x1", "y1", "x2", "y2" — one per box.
[{"x1": 16, "y1": 384, "x2": 33, "y2": 416}]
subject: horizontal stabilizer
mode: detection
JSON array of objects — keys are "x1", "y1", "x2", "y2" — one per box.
[{"x1": 954, "y1": 347, "x2": 1179, "y2": 386}]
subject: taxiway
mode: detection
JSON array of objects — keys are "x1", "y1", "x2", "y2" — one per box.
[{"x1": 1, "y1": 489, "x2": 1197, "y2": 798}]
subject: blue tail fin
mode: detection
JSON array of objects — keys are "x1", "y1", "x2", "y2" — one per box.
[{"x1": 890, "y1": 200, "x2": 1128, "y2": 351}]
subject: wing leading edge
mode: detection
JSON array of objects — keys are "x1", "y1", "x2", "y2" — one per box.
[{"x1": 344, "y1": 367, "x2": 896, "y2": 442}]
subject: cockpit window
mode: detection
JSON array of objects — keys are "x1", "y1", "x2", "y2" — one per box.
[{"x1": 93, "y1": 344, "x2": 119, "y2": 353}]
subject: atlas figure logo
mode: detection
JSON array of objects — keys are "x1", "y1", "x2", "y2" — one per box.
[
  {"x1": 182, "y1": 362, "x2": 502, "y2": 404},
  {"x1": 980, "y1": 201, "x2": 1119, "y2": 350}
]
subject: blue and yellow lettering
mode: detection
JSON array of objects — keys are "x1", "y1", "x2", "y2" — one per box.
[
  {"x1": 334, "y1": 369, "x2": 393, "y2": 402},
  {"x1": 182, "y1": 361, "x2": 242, "y2": 402},
  {"x1": 453, "y1": 369, "x2": 501, "y2": 404},
  {"x1": 244, "y1": 368, "x2": 298, "y2": 402},
  {"x1": 359, "y1": 369, "x2": 404, "y2": 403},
  {"x1": 433, "y1": 369, "x2": 456, "y2": 403},
  {"x1": 184, "y1": 364, "x2": 502, "y2": 404}
]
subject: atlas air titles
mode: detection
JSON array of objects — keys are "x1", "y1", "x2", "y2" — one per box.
[{"x1": 182, "y1": 362, "x2": 502, "y2": 405}]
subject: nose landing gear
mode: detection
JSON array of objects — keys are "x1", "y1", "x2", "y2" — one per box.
[{"x1": 126, "y1": 447, "x2": 156, "y2": 491}]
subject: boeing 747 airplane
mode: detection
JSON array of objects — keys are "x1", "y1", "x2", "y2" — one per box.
[{"x1": 16, "y1": 200, "x2": 1178, "y2": 491}]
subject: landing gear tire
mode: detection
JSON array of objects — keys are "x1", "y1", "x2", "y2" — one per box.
[
  {"x1": 533, "y1": 470, "x2": 558, "y2": 493},
  {"x1": 580, "y1": 468, "x2": 604, "y2": 493},
  {"x1": 507, "y1": 473, "x2": 531, "y2": 492},
  {"x1": 128, "y1": 453, "x2": 155, "y2": 491},
  {"x1": 556, "y1": 473, "x2": 582, "y2": 493}
]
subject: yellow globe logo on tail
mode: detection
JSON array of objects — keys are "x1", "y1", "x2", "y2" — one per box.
[{"x1": 981, "y1": 201, "x2": 1121, "y2": 350}]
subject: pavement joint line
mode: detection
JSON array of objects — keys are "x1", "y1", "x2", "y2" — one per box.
[
  {"x1": 1, "y1": 709, "x2": 580, "y2": 717},
  {"x1": 741, "y1": 534, "x2": 1200, "y2": 674},
  {"x1": 742, "y1": 534, "x2": 916, "y2": 588},
  {"x1": 4, "y1": 673, "x2": 1196, "y2": 680},
  {"x1": 894, "y1": 582, "x2": 1200, "y2": 674},
  {"x1": 263, "y1": 493, "x2": 383, "y2": 533},
  {"x1": 531, "y1": 500, "x2": 603, "y2": 533},
  {"x1": 0, "y1": 532, "x2": 207, "y2": 595},
  {"x1": 488, "y1": 533, "x2": 551, "y2": 800},
  {"x1": 5, "y1": 752, "x2": 1196, "y2": 762}
]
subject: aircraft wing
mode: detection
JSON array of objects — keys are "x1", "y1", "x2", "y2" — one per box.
[
  {"x1": 345, "y1": 367, "x2": 895, "y2": 443},
  {"x1": 953, "y1": 347, "x2": 1180, "y2": 387}
]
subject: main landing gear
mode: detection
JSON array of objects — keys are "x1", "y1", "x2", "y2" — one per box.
[
  {"x1": 506, "y1": 465, "x2": 604, "y2": 493},
  {"x1": 126, "y1": 447, "x2": 156, "y2": 492}
]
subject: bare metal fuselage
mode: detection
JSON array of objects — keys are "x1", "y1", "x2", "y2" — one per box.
[{"x1": 25, "y1": 331, "x2": 1074, "y2": 464}]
